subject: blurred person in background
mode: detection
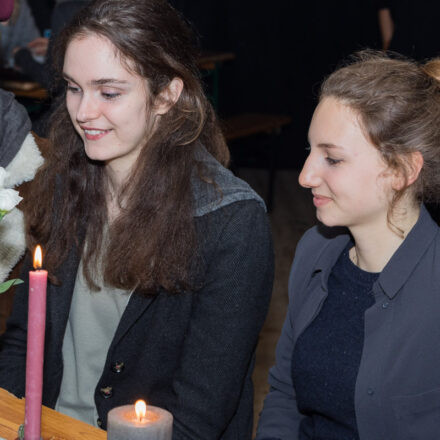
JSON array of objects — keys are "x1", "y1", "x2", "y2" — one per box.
[
  {"x1": 0, "y1": 0, "x2": 41, "y2": 68},
  {"x1": 378, "y1": 1, "x2": 440, "y2": 59}
]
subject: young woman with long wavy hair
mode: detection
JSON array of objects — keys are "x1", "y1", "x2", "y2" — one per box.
[{"x1": 0, "y1": 1, "x2": 274, "y2": 438}]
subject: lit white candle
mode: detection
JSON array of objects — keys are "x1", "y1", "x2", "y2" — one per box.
[{"x1": 107, "y1": 400, "x2": 173, "y2": 440}]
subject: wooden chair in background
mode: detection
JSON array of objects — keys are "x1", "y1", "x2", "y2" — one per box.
[{"x1": 223, "y1": 113, "x2": 292, "y2": 212}]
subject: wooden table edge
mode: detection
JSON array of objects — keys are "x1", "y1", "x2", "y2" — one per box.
[{"x1": 0, "y1": 388, "x2": 106, "y2": 440}]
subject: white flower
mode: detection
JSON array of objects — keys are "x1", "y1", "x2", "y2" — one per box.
[
  {"x1": 0, "y1": 167, "x2": 10, "y2": 188},
  {"x1": 0, "y1": 167, "x2": 22, "y2": 214},
  {"x1": 0, "y1": 188, "x2": 22, "y2": 212}
]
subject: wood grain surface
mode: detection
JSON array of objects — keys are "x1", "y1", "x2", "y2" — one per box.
[{"x1": 0, "y1": 388, "x2": 106, "y2": 440}]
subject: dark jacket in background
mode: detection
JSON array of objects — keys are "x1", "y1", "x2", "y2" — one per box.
[{"x1": 257, "y1": 205, "x2": 440, "y2": 440}]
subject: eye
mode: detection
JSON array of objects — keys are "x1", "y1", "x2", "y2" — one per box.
[
  {"x1": 101, "y1": 92, "x2": 120, "y2": 100},
  {"x1": 66, "y1": 84, "x2": 81, "y2": 94},
  {"x1": 101, "y1": 89, "x2": 121, "y2": 100},
  {"x1": 325, "y1": 156, "x2": 342, "y2": 166}
]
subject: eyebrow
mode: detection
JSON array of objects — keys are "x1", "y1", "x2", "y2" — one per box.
[
  {"x1": 62, "y1": 73, "x2": 129, "y2": 86},
  {"x1": 307, "y1": 137, "x2": 344, "y2": 150},
  {"x1": 316, "y1": 142, "x2": 343, "y2": 149}
]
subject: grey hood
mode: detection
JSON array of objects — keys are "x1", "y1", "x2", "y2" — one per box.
[
  {"x1": 0, "y1": 89, "x2": 31, "y2": 169},
  {"x1": 193, "y1": 145, "x2": 266, "y2": 217}
]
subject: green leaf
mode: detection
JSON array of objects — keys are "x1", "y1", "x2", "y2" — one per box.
[
  {"x1": 0, "y1": 278, "x2": 23, "y2": 294},
  {"x1": 18, "y1": 423, "x2": 25, "y2": 439}
]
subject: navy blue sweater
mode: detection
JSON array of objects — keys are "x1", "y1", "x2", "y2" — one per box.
[{"x1": 292, "y1": 244, "x2": 378, "y2": 440}]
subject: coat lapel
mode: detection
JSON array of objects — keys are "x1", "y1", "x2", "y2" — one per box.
[
  {"x1": 110, "y1": 291, "x2": 156, "y2": 347},
  {"x1": 46, "y1": 240, "x2": 156, "y2": 350}
]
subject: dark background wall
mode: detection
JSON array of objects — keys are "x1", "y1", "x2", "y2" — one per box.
[
  {"x1": 27, "y1": 0, "x2": 55, "y2": 33},
  {"x1": 28, "y1": 1, "x2": 439, "y2": 169},
  {"x1": 169, "y1": 1, "x2": 383, "y2": 169}
]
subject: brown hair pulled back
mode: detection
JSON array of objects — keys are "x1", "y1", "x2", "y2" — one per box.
[
  {"x1": 320, "y1": 50, "x2": 440, "y2": 214},
  {"x1": 24, "y1": 0, "x2": 229, "y2": 294}
]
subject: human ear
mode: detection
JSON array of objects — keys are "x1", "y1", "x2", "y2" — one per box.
[
  {"x1": 154, "y1": 77, "x2": 184, "y2": 116},
  {"x1": 392, "y1": 151, "x2": 424, "y2": 190}
]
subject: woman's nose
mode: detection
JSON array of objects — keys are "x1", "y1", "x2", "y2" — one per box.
[
  {"x1": 298, "y1": 153, "x2": 321, "y2": 188},
  {"x1": 76, "y1": 94, "x2": 100, "y2": 122}
]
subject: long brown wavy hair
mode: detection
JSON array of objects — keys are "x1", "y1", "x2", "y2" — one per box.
[{"x1": 24, "y1": 0, "x2": 229, "y2": 294}]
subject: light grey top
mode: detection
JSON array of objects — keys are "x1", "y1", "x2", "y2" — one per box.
[{"x1": 55, "y1": 254, "x2": 132, "y2": 426}]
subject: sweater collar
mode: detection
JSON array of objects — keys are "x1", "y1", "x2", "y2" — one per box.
[
  {"x1": 312, "y1": 205, "x2": 438, "y2": 300},
  {"x1": 376, "y1": 204, "x2": 438, "y2": 299}
]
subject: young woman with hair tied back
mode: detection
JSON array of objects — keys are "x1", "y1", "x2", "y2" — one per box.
[
  {"x1": 0, "y1": 0, "x2": 274, "y2": 438},
  {"x1": 256, "y1": 52, "x2": 440, "y2": 440}
]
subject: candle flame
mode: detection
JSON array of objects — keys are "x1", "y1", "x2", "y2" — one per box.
[
  {"x1": 33, "y1": 245, "x2": 43, "y2": 270},
  {"x1": 135, "y1": 400, "x2": 147, "y2": 422}
]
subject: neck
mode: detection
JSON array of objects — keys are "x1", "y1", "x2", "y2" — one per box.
[
  {"x1": 106, "y1": 164, "x2": 128, "y2": 193},
  {"x1": 349, "y1": 203, "x2": 420, "y2": 273},
  {"x1": 105, "y1": 162, "x2": 132, "y2": 222}
]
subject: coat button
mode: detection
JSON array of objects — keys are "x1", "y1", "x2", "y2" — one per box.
[
  {"x1": 111, "y1": 361, "x2": 125, "y2": 373},
  {"x1": 100, "y1": 386, "x2": 113, "y2": 398},
  {"x1": 97, "y1": 418, "x2": 102, "y2": 427},
  {"x1": 382, "y1": 301, "x2": 389, "y2": 309},
  {"x1": 367, "y1": 388, "x2": 374, "y2": 396}
]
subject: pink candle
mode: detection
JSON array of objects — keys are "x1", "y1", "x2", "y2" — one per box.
[{"x1": 24, "y1": 245, "x2": 47, "y2": 440}]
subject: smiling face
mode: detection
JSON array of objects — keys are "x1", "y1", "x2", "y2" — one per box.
[
  {"x1": 299, "y1": 97, "x2": 395, "y2": 231},
  {"x1": 63, "y1": 33, "x2": 152, "y2": 179}
]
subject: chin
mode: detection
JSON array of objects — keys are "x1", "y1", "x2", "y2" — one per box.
[
  {"x1": 316, "y1": 212, "x2": 343, "y2": 228},
  {"x1": 84, "y1": 152, "x2": 103, "y2": 162},
  {"x1": 84, "y1": 146, "x2": 109, "y2": 162}
]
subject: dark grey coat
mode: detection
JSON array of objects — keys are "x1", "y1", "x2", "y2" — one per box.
[
  {"x1": 257, "y1": 205, "x2": 440, "y2": 440},
  {"x1": 0, "y1": 153, "x2": 274, "y2": 440}
]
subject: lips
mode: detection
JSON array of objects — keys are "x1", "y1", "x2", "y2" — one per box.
[
  {"x1": 81, "y1": 127, "x2": 111, "y2": 141},
  {"x1": 312, "y1": 193, "x2": 332, "y2": 207}
]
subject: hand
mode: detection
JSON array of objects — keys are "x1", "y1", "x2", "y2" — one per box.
[{"x1": 27, "y1": 37, "x2": 49, "y2": 57}]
